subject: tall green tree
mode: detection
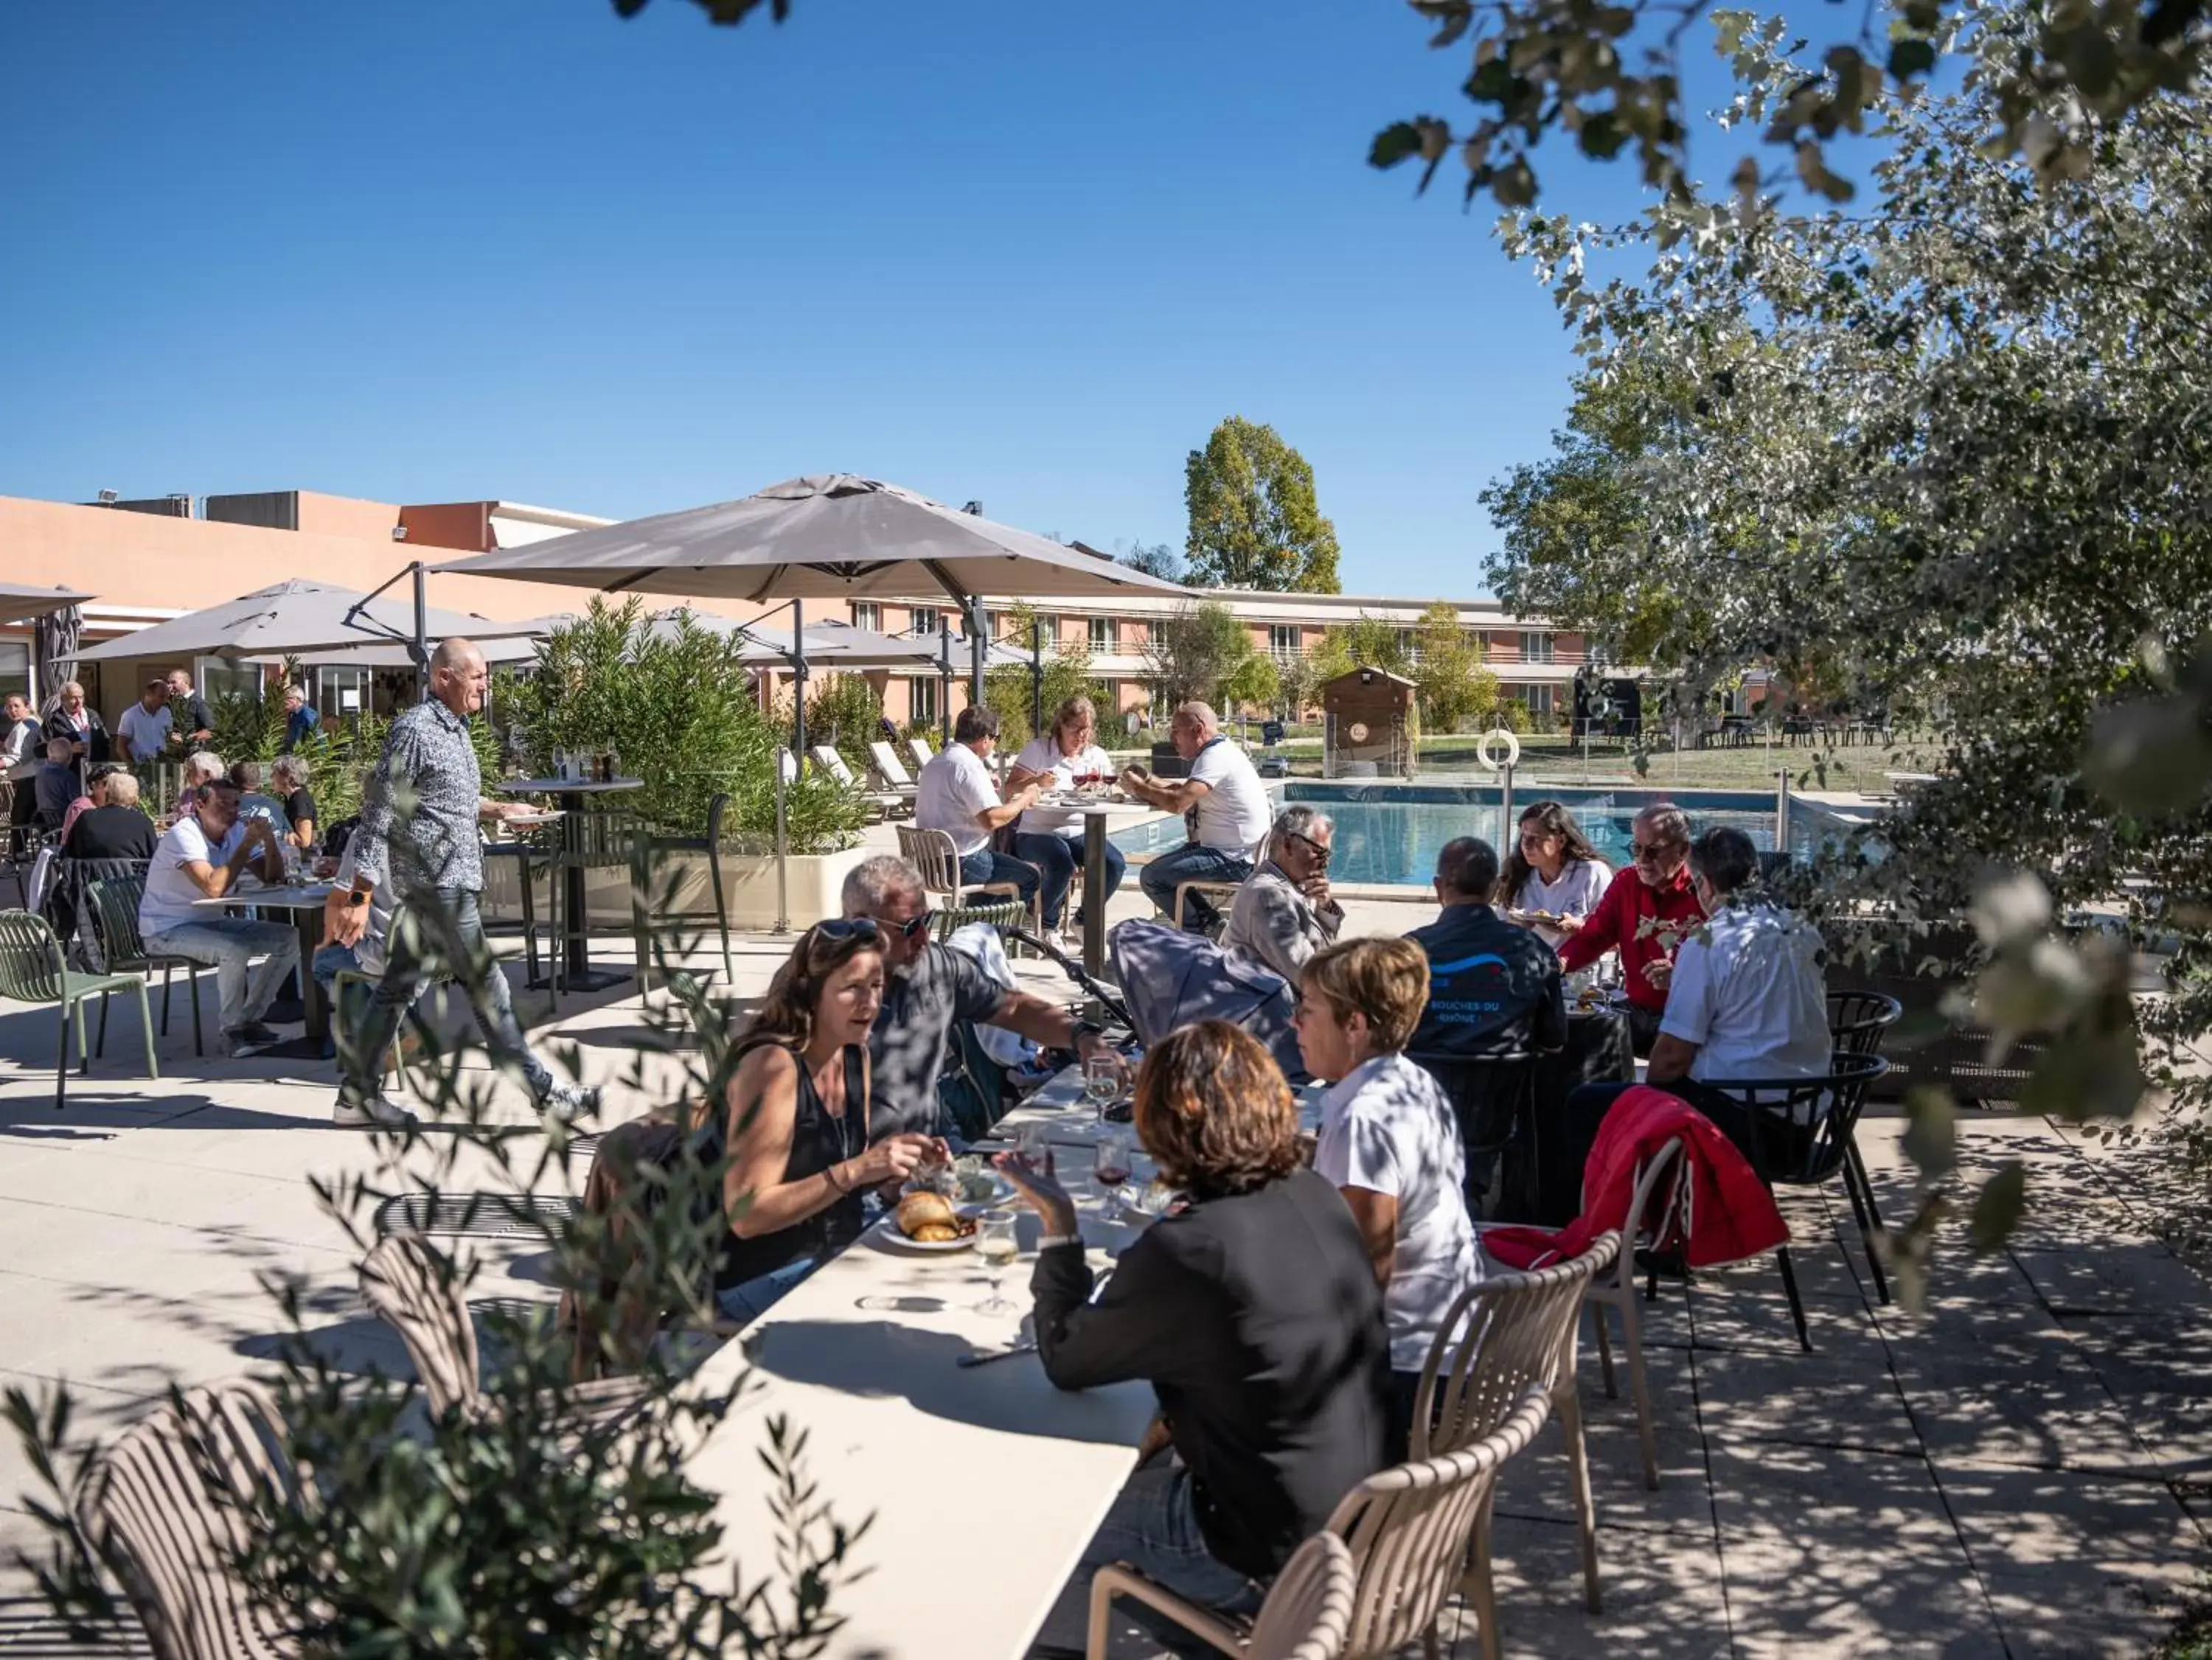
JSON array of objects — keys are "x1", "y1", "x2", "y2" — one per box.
[
  {"x1": 984, "y1": 600, "x2": 1106, "y2": 748},
  {"x1": 1413, "y1": 601, "x2": 1500, "y2": 732},
  {"x1": 1143, "y1": 601, "x2": 1262, "y2": 710},
  {"x1": 1183, "y1": 417, "x2": 1342, "y2": 593},
  {"x1": 1311, "y1": 614, "x2": 1411, "y2": 682}
]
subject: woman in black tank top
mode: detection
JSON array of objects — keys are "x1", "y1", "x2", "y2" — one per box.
[{"x1": 709, "y1": 920, "x2": 946, "y2": 1324}]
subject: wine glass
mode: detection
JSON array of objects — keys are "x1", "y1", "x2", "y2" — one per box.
[
  {"x1": 1093, "y1": 1132, "x2": 1133, "y2": 1224},
  {"x1": 973, "y1": 1210, "x2": 1021, "y2": 1316},
  {"x1": 1015, "y1": 1121, "x2": 1057, "y2": 1181},
  {"x1": 1083, "y1": 1053, "x2": 1122, "y2": 1120}
]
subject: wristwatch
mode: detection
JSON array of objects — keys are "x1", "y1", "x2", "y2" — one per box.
[
  {"x1": 347, "y1": 887, "x2": 372, "y2": 908},
  {"x1": 1069, "y1": 1019, "x2": 1105, "y2": 1045}
]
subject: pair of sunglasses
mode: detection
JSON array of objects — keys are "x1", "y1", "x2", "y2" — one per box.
[
  {"x1": 1287, "y1": 830, "x2": 1332, "y2": 867},
  {"x1": 1630, "y1": 840, "x2": 1681, "y2": 863},
  {"x1": 818, "y1": 910, "x2": 933, "y2": 944}
]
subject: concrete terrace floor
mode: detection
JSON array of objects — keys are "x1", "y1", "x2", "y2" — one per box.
[{"x1": 0, "y1": 861, "x2": 2205, "y2": 1656}]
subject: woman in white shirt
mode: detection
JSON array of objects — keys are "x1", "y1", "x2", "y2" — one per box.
[
  {"x1": 1009, "y1": 694, "x2": 1125, "y2": 932},
  {"x1": 1292, "y1": 935, "x2": 1479, "y2": 1455},
  {"x1": 1498, "y1": 800, "x2": 1611, "y2": 949}
]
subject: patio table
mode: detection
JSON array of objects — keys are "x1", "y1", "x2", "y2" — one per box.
[
  {"x1": 192, "y1": 879, "x2": 335, "y2": 1058},
  {"x1": 496, "y1": 777, "x2": 641, "y2": 992},
  {"x1": 682, "y1": 1128, "x2": 1158, "y2": 1659},
  {"x1": 1039, "y1": 795, "x2": 1152, "y2": 978}
]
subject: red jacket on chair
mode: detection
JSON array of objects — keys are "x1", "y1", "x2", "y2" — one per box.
[{"x1": 1481, "y1": 1085, "x2": 1788, "y2": 1271}]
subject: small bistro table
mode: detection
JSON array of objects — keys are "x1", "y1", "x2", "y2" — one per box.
[
  {"x1": 495, "y1": 777, "x2": 641, "y2": 993},
  {"x1": 192, "y1": 879, "x2": 335, "y2": 1058}
]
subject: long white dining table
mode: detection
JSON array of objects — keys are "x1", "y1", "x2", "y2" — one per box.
[{"x1": 681, "y1": 1067, "x2": 1163, "y2": 1659}]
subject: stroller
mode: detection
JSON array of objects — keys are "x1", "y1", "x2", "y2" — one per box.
[{"x1": 1106, "y1": 919, "x2": 1310, "y2": 1085}]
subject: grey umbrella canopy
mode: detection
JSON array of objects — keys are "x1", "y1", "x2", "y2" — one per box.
[
  {"x1": 431, "y1": 474, "x2": 1188, "y2": 607},
  {"x1": 0, "y1": 582, "x2": 94, "y2": 625},
  {"x1": 75, "y1": 579, "x2": 545, "y2": 664}
]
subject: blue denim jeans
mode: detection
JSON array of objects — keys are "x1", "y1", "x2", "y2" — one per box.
[
  {"x1": 958, "y1": 848, "x2": 1040, "y2": 907},
  {"x1": 1034, "y1": 1462, "x2": 1260, "y2": 1656},
  {"x1": 1138, "y1": 844, "x2": 1253, "y2": 932},
  {"x1": 1012, "y1": 831, "x2": 1126, "y2": 930},
  {"x1": 144, "y1": 918, "x2": 299, "y2": 1033},
  {"x1": 713, "y1": 1256, "x2": 823, "y2": 1328}
]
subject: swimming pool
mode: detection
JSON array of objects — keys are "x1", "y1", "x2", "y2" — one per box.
[{"x1": 1108, "y1": 782, "x2": 1853, "y2": 887}]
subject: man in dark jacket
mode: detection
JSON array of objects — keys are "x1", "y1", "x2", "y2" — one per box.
[{"x1": 1406, "y1": 837, "x2": 1567, "y2": 1061}]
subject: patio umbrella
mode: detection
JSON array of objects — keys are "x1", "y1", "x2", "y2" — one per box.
[
  {"x1": 0, "y1": 582, "x2": 94, "y2": 626},
  {"x1": 74, "y1": 579, "x2": 544, "y2": 665},
  {"x1": 430, "y1": 472, "x2": 1184, "y2": 705}
]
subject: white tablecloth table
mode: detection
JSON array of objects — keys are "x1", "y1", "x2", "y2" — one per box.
[{"x1": 683, "y1": 1101, "x2": 1160, "y2": 1658}]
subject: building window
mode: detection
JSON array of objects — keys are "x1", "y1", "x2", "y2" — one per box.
[
  {"x1": 1522, "y1": 630, "x2": 1555, "y2": 663},
  {"x1": 908, "y1": 676, "x2": 939, "y2": 725},
  {"x1": 1270, "y1": 625, "x2": 1301, "y2": 660},
  {"x1": 1397, "y1": 628, "x2": 1419, "y2": 663},
  {"x1": 1090, "y1": 616, "x2": 1113, "y2": 654},
  {"x1": 852, "y1": 601, "x2": 881, "y2": 632},
  {"x1": 1527, "y1": 685, "x2": 1556, "y2": 716},
  {"x1": 315, "y1": 666, "x2": 370, "y2": 716},
  {"x1": 910, "y1": 605, "x2": 942, "y2": 638}
]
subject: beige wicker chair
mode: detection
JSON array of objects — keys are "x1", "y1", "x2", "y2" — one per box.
[
  {"x1": 1415, "y1": 1236, "x2": 1621, "y2": 1650},
  {"x1": 1088, "y1": 1530, "x2": 1357, "y2": 1660},
  {"x1": 896, "y1": 823, "x2": 1040, "y2": 934},
  {"x1": 359, "y1": 1232, "x2": 646, "y2": 1427},
  {"x1": 1089, "y1": 1389, "x2": 1551, "y2": 1660},
  {"x1": 77, "y1": 1380, "x2": 296, "y2": 1660},
  {"x1": 1583, "y1": 1138, "x2": 1688, "y2": 1493}
]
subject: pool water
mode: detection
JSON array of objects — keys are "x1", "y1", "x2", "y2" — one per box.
[{"x1": 1109, "y1": 782, "x2": 1846, "y2": 888}]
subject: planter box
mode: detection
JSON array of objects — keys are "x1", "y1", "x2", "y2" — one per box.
[{"x1": 480, "y1": 845, "x2": 869, "y2": 936}]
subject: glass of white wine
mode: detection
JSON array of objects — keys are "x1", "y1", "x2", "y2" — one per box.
[
  {"x1": 1083, "y1": 1053, "x2": 1122, "y2": 1120},
  {"x1": 973, "y1": 1210, "x2": 1021, "y2": 1316}
]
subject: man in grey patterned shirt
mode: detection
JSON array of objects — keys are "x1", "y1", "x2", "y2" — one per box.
[{"x1": 321, "y1": 638, "x2": 599, "y2": 1129}]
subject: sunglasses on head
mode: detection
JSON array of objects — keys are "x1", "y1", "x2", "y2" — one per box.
[{"x1": 826, "y1": 910, "x2": 933, "y2": 943}]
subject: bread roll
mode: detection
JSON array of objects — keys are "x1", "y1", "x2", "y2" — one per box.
[{"x1": 896, "y1": 1190, "x2": 958, "y2": 1238}]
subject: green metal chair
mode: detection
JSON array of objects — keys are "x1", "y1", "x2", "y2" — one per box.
[
  {"x1": 84, "y1": 874, "x2": 208, "y2": 1057},
  {"x1": 0, "y1": 909, "x2": 157, "y2": 1109},
  {"x1": 630, "y1": 791, "x2": 733, "y2": 993}
]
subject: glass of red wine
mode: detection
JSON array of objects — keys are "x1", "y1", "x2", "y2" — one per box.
[{"x1": 1093, "y1": 1131, "x2": 1133, "y2": 1224}]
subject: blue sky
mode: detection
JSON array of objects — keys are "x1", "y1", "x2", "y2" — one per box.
[{"x1": 2, "y1": 0, "x2": 1731, "y2": 597}]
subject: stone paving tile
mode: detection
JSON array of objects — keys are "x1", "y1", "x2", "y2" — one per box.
[
  {"x1": 1692, "y1": 1328, "x2": 1921, "y2": 1458},
  {"x1": 1706, "y1": 1441, "x2": 2007, "y2": 1660},
  {"x1": 2013, "y1": 1241, "x2": 2212, "y2": 1317},
  {"x1": 1879, "y1": 1304, "x2": 2160, "y2": 1476},
  {"x1": 1979, "y1": 1561, "x2": 2201, "y2": 1660},
  {"x1": 1483, "y1": 1511, "x2": 1732, "y2": 1660},
  {"x1": 1932, "y1": 1459, "x2": 2208, "y2": 1569},
  {"x1": 2055, "y1": 1311, "x2": 2212, "y2": 1481},
  {"x1": 1496, "y1": 1359, "x2": 1714, "y2": 1535}
]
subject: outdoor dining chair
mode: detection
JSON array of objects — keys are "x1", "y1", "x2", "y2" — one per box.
[
  {"x1": 630, "y1": 789, "x2": 733, "y2": 992},
  {"x1": 0, "y1": 907, "x2": 158, "y2": 1110},
  {"x1": 359, "y1": 1230, "x2": 647, "y2": 1429},
  {"x1": 1826, "y1": 989, "x2": 1904, "y2": 1304},
  {"x1": 1088, "y1": 1530, "x2": 1357, "y2": 1660},
  {"x1": 86, "y1": 872, "x2": 208, "y2": 1057},
  {"x1": 1412, "y1": 1051, "x2": 1541, "y2": 1221},
  {"x1": 77, "y1": 1378, "x2": 298, "y2": 1660},
  {"x1": 1696, "y1": 1050, "x2": 1891, "y2": 1350},
  {"x1": 1089, "y1": 1389, "x2": 1551, "y2": 1660},
  {"x1": 1413, "y1": 1235, "x2": 1621, "y2": 1642},
  {"x1": 897, "y1": 823, "x2": 1039, "y2": 935}
]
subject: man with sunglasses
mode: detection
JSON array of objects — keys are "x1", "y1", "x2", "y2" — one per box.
[
  {"x1": 1224, "y1": 806, "x2": 1343, "y2": 985},
  {"x1": 1557, "y1": 803, "x2": 1705, "y2": 1055},
  {"x1": 841, "y1": 854, "x2": 1119, "y2": 1140}
]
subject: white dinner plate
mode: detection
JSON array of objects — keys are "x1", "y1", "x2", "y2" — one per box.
[{"x1": 873, "y1": 1209, "x2": 983, "y2": 1254}]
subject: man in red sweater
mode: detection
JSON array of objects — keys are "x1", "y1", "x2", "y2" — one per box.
[{"x1": 1557, "y1": 803, "x2": 1705, "y2": 1055}]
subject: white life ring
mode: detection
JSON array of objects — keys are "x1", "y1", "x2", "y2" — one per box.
[
  {"x1": 1346, "y1": 720, "x2": 1370, "y2": 744},
  {"x1": 1475, "y1": 728, "x2": 1522, "y2": 771}
]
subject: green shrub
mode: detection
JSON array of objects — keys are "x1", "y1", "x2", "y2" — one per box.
[
  {"x1": 1491, "y1": 701, "x2": 1532, "y2": 735},
  {"x1": 507, "y1": 600, "x2": 866, "y2": 854},
  {"x1": 801, "y1": 673, "x2": 884, "y2": 775}
]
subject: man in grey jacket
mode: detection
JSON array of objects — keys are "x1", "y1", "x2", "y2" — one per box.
[{"x1": 1224, "y1": 805, "x2": 1344, "y2": 984}]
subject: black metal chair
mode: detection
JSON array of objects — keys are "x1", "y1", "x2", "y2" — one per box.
[
  {"x1": 631, "y1": 792, "x2": 732, "y2": 993},
  {"x1": 1825, "y1": 989, "x2": 1905, "y2": 1304},
  {"x1": 1696, "y1": 1050, "x2": 1891, "y2": 1350},
  {"x1": 1411, "y1": 1050, "x2": 1540, "y2": 1221},
  {"x1": 85, "y1": 873, "x2": 210, "y2": 1058}
]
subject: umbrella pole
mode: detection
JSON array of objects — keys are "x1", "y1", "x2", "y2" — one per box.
[
  {"x1": 939, "y1": 621, "x2": 952, "y2": 744},
  {"x1": 773, "y1": 739, "x2": 790, "y2": 935},
  {"x1": 968, "y1": 598, "x2": 986, "y2": 711},
  {"x1": 411, "y1": 562, "x2": 428, "y2": 702},
  {"x1": 792, "y1": 597, "x2": 807, "y2": 767},
  {"x1": 1032, "y1": 618, "x2": 1043, "y2": 736}
]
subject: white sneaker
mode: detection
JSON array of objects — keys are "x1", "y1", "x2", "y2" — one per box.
[
  {"x1": 333, "y1": 1093, "x2": 418, "y2": 1130},
  {"x1": 540, "y1": 1081, "x2": 603, "y2": 1123}
]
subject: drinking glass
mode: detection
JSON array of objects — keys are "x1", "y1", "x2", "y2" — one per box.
[
  {"x1": 973, "y1": 1210, "x2": 1021, "y2": 1316},
  {"x1": 1093, "y1": 1132, "x2": 1133, "y2": 1224},
  {"x1": 1083, "y1": 1053, "x2": 1122, "y2": 1120},
  {"x1": 1015, "y1": 1121, "x2": 1057, "y2": 1181}
]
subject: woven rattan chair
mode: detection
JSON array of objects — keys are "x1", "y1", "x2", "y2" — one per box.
[
  {"x1": 359, "y1": 1231, "x2": 647, "y2": 1428},
  {"x1": 0, "y1": 907, "x2": 157, "y2": 1109},
  {"x1": 1092, "y1": 1389, "x2": 1551, "y2": 1660},
  {"x1": 1088, "y1": 1530, "x2": 1358, "y2": 1660},
  {"x1": 1582, "y1": 1139, "x2": 1686, "y2": 1492},
  {"x1": 77, "y1": 1379, "x2": 297, "y2": 1660},
  {"x1": 86, "y1": 873, "x2": 209, "y2": 1057},
  {"x1": 1414, "y1": 1235, "x2": 1620, "y2": 1640}
]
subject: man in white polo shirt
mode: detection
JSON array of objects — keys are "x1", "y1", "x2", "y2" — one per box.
[
  {"x1": 912, "y1": 704, "x2": 1043, "y2": 910},
  {"x1": 116, "y1": 680, "x2": 175, "y2": 762},
  {"x1": 139, "y1": 778, "x2": 299, "y2": 1054},
  {"x1": 1121, "y1": 700, "x2": 1273, "y2": 933}
]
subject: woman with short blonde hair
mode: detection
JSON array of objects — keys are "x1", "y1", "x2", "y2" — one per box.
[
  {"x1": 1009, "y1": 691, "x2": 1124, "y2": 932},
  {"x1": 1293, "y1": 936, "x2": 1480, "y2": 1453},
  {"x1": 997, "y1": 1020, "x2": 1388, "y2": 1647}
]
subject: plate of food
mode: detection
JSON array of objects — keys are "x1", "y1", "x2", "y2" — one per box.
[
  {"x1": 878, "y1": 1191, "x2": 982, "y2": 1252},
  {"x1": 948, "y1": 1154, "x2": 1015, "y2": 1207}
]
